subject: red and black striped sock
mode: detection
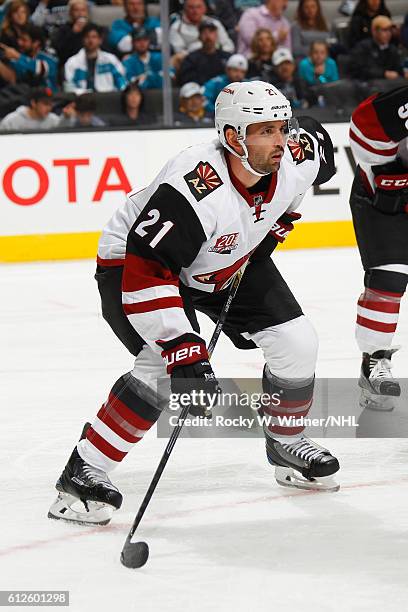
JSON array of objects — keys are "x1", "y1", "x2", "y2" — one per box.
[{"x1": 77, "y1": 373, "x2": 161, "y2": 472}]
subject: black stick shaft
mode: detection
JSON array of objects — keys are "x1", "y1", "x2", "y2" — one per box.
[{"x1": 124, "y1": 261, "x2": 249, "y2": 545}]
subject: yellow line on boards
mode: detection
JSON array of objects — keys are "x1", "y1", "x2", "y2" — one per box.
[
  {"x1": 0, "y1": 232, "x2": 101, "y2": 263},
  {"x1": 0, "y1": 221, "x2": 356, "y2": 263}
]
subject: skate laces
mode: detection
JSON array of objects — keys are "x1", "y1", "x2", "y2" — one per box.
[
  {"x1": 82, "y1": 464, "x2": 111, "y2": 487},
  {"x1": 282, "y1": 437, "x2": 327, "y2": 462},
  {"x1": 369, "y1": 357, "x2": 393, "y2": 381}
]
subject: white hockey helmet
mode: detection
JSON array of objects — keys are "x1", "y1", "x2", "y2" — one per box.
[{"x1": 215, "y1": 80, "x2": 299, "y2": 176}]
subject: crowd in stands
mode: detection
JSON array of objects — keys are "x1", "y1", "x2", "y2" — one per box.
[{"x1": 0, "y1": 0, "x2": 407, "y2": 131}]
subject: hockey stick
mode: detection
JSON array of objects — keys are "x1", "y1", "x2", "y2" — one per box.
[{"x1": 120, "y1": 258, "x2": 250, "y2": 569}]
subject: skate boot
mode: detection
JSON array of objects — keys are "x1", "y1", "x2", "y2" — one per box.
[
  {"x1": 48, "y1": 447, "x2": 123, "y2": 526},
  {"x1": 359, "y1": 348, "x2": 401, "y2": 412},
  {"x1": 266, "y1": 435, "x2": 340, "y2": 492}
]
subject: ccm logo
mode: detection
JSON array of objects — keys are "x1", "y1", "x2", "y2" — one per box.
[
  {"x1": 376, "y1": 176, "x2": 408, "y2": 190},
  {"x1": 164, "y1": 345, "x2": 202, "y2": 367}
]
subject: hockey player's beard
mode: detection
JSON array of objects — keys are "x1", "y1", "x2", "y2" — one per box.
[{"x1": 248, "y1": 145, "x2": 284, "y2": 175}]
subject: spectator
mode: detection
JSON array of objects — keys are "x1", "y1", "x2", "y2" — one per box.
[
  {"x1": 174, "y1": 81, "x2": 213, "y2": 125},
  {"x1": 298, "y1": 40, "x2": 339, "y2": 85},
  {"x1": 0, "y1": 86, "x2": 73, "y2": 130},
  {"x1": 0, "y1": 24, "x2": 58, "y2": 90},
  {"x1": 0, "y1": 1, "x2": 13, "y2": 28},
  {"x1": 169, "y1": 0, "x2": 234, "y2": 55},
  {"x1": 31, "y1": 0, "x2": 72, "y2": 30},
  {"x1": 108, "y1": 0, "x2": 160, "y2": 56},
  {"x1": 203, "y1": 52, "x2": 248, "y2": 113},
  {"x1": 123, "y1": 26, "x2": 174, "y2": 89},
  {"x1": 64, "y1": 23, "x2": 127, "y2": 94},
  {"x1": 347, "y1": 0, "x2": 391, "y2": 49},
  {"x1": 0, "y1": 53, "x2": 16, "y2": 84},
  {"x1": 349, "y1": 15, "x2": 403, "y2": 80},
  {"x1": 208, "y1": 0, "x2": 241, "y2": 43},
  {"x1": 110, "y1": 82, "x2": 151, "y2": 125},
  {"x1": 291, "y1": 0, "x2": 331, "y2": 60},
  {"x1": 51, "y1": 0, "x2": 89, "y2": 67},
  {"x1": 69, "y1": 92, "x2": 106, "y2": 127},
  {"x1": 271, "y1": 47, "x2": 306, "y2": 108},
  {"x1": 237, "y1": 0, "x2": 291, "y2": 57},
  {"x1": 178, "y1": 19, "x2": 230, "y2": 86},
  {"x1": 0, "y1": 0, "x2": 29, "y2": 49},
  {"x1": 247, "y1": 27, "x2": 276, "y2": 81}
]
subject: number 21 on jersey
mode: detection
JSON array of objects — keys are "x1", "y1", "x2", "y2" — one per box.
[{"x1": 134, "y1": 209, "x2": 174, "y2": 248}]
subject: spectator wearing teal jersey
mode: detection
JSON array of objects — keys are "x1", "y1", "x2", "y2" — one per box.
[
  {"x1": 123, "y1": 27, "x2": 174, "y2": 89},
  {"x1": 108, "y1": 0, "x2": 160, "y2": 55},
  {"x1": 203, "y1": 53, "x2": 248, "y2": 113},
  {"x1": 0, "y1": 24, "x2": 58, "y2": 90},
  {"x1": 298, "y1": 40, "x2": 339, "y2": 85}
]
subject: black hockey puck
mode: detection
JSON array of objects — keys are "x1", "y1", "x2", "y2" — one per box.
[{"x1": 120, "y1": 541, "x2": 149, "y2": 568}]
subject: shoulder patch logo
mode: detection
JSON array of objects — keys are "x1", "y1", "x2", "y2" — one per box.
[
  {"x1": 288, "y1": 134, "x2": 315, "y2": 165},
  {"x1": 184, "y1": 161, "x2": 223, "y2": 202}
]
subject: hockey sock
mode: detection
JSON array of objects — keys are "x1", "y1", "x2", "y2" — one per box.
[
  {"x1": 356, "y1": 269, "x2": 407, "y2": 354},
  {"x1": 261, "y1": 366, "x2": 314, "y2": 443},
  {"x1": 77, "y1": 373, "x2": 161, "y2": 472}
]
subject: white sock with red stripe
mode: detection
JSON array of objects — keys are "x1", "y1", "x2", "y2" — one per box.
[
  {"x1": 356, "y1": 287, "x2": 402, "y2": 353},
  {"x1": 77, "y1": 373, "x2": 161, "y2": 473}
]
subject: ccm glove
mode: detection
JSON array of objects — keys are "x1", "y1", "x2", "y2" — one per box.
[{"x1": 158, "y1": 333, "x2": 220, "y2": 417}]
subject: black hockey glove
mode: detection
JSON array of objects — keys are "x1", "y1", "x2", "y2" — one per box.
[
  {"x1": 158, "y1": 334, "x2": 220, "y2": 418},
  {"x1": 372, "y1": 160, "x2": 408, "y2": 215}
]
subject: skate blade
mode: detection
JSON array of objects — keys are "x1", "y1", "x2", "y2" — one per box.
[
  {"x1": 359, "y1": 388, "x2": 394, "y2": 412},
  {"x1": 48, "y1": 492, "x2": 114, "y2": 526},
  {"x1": 275, "y1": 467, "x2": 340, "y2": 492}
]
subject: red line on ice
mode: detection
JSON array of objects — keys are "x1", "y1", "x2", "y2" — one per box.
[{"x1": 1, "y1": 476, "x2": 408, "y2": 558}]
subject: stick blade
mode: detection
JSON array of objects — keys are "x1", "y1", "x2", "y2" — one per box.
[{"x1": 120, "y1": 541, "x2": 149, "y2": 569}]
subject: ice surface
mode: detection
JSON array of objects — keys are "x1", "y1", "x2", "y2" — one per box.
[{"x1": 1, "y1": 248, "x2": 408, "y2": 612}]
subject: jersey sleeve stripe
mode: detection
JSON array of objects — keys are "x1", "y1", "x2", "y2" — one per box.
[
  {"x1": 123, "y1": 296, "x2": 183, "y2": 315},
  {"x1": 349, "y1": 129, "x2": 399, "y2": 157},
  {"x1": 351, "y1": 94, "x2": 390, "y2": 143},
  {"x1": 122, "y1": 285, "x2": 180, "y2": 304},
  {"x1": 350, "y1": 119, "x2": 398, "y2": 151},
  {"x1": 96, "y1": 256, "x2": 125, "y2": 267},
  {"x1": 122, "y1": 253, "x2": 179, "y2": 292}
]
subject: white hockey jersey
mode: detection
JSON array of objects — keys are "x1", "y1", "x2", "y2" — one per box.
[{"x1": 97, "y1": 116, "x2": 335, "y2": 352}]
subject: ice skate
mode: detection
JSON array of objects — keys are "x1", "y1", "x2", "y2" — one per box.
[
  {"x1": 266, "y1": 435, "x2": 340, "y2": 492},
  {"x1": 48, "y1": 447, "x2": 123, "y2": 526},
  {"x1": 359, "y1": 348, "x2": 401, "y2": 412}
]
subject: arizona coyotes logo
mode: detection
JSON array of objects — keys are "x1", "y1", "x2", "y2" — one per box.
[
  {"x1": 184, "y1": 161, "x2": 223, "y2": 202},
  {"x1": 193, "y1": 253, "x2": 251, "y2": 292},
  {"x1": 288, "y1": 134, "x2": 315, "y2": 164}
]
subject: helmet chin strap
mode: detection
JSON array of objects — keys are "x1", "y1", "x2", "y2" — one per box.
[
  {"x1": 239, "y1": 140, "x2": 270, "y2": 177},
  {"x1": 224, "y1": 140, "x2": 269, "y2": 178}
]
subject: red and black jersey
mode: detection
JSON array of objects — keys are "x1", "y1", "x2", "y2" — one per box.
[{"x1": 350, "y1": 86, "x2": 408, "y2": 193}]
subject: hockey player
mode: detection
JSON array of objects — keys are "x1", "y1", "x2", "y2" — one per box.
[
  {"x1": 49, "y1": 81, "x2": 340, "y2": 526},
  {"x1": 349, "y1": 86, "x2": 408, "y2": 411}
]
